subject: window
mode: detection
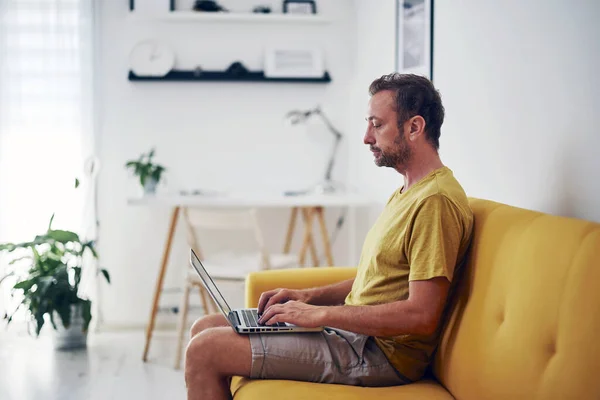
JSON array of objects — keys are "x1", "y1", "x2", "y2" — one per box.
[{"x1": 0, "y1": 0, "x2": 95, "y2": 320}]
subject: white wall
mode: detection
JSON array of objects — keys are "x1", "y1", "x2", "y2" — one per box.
[
  {"x1": 350, "y1": 0, "x2": 600, "y2": 226},
  {"x1": 349, "y1": 0, "x2": 399, "y2": 200},
  {"x1": 347, "y1": 0, "x2": 406, "y2": 255},
  {"x1": 436, "y1": 0, "x2": 600, "y2": 223},
  {"x1": 98, "y1": 0, "x2": 600, "y2": 328},
  {"x1": 96, "y1": 0, "x2": 357, "y2": 328}
]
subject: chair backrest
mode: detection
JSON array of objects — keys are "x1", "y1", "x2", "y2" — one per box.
[
  {"x1": 182, "y1": 207, "x2": 271, "y2": 270},
  {"x1": 433, "y1": 198, "x2": 600, "y2": 399}
]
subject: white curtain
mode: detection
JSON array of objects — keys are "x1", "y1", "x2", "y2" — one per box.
[{"x1": 0, "y1": 0, "x2": 97, "y2": 324}]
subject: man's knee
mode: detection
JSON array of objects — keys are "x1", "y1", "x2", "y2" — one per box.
[
  {"x1": 185, "y1": 328, "x2": 221, "y2": 376},
  {"x1": 186, "y1": 326, "x2": 252, "y2": 383},
  {"x1": 190, "y1": 313, "x2": 227, "y2": 338}
]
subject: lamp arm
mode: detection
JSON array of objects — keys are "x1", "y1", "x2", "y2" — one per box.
[
  {"x1": 312, "y1": 108, "x2": 343, "y2": 182},
  {"x1": 314, "y1": 108, "x2": 343, "y2": 140},
  {"x1": 324, "y1": 132, "x2": 342, "y2": 181}
]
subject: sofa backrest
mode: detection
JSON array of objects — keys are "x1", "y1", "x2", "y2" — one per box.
[{"x1": 432, "y1": 198, "x2": 600, "y2": 399}]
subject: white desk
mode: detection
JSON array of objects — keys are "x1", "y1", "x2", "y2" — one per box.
[
  {"x1": 130, "y1": 192, "x2": 372, "y2": 362},
  {"x1": 127, "y1": 192, "x2": 372, "y2": 208}
]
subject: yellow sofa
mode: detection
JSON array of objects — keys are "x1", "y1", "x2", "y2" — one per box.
[{"x1": 231, "y1": 198, "x2": 600, "y2": 399}]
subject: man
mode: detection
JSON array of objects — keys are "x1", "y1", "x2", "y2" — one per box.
[{"x1": 184, "y1": 73, "x2": 474, "y2": 400}]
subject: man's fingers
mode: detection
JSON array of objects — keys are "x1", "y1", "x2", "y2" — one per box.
[
  {"x1": 265, "y1": 314, "x2": 281, "y2": 326},
  {"x1": 263, "y1": 293, "x2": 282, "y2": 312},
  {"x1": 258, "y1": 289, "x2": 277, "y2": 313},
  {"x1": 263, "y1": 291, "x2": 288, "y2": 312},
  {"x1": 264, "y1": 309, "x2": 287, "y2": 326},
  {"x1": 258, "y1": 303, "x2": 283, "y2": 324},
  {"x1": 257, "y1": 293, "x2": 269, "y2": 314},
  {"x1": 258, "y1": 308, "x2": 274, "y2": 324},
  {"x1": 258, "y1": 289, "x2": 279, "y2": 313}
]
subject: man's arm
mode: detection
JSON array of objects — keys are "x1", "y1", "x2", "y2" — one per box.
[
  {"x1": 306, "y1": 278, "x2": 355, "y2": 306},
  {"x1": 323, "y1": 278, "x2": 450, "y2": 336},
  {"x1": 259, "y1": 277, "x2": 450, "y2": 337},
  {"x1": 258, "y1": 278, "x2": 354, "y2": 314}
]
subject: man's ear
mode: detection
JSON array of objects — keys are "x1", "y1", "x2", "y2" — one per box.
[{"x1": 408, "y1": 116, "x2": 426, "y2": 141}]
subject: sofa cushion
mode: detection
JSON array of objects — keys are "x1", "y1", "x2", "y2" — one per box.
[
  {"x1": 433, "y1": 199, "x2": 600, "y2": 399},
  {"x1": 231, "y1": 377, "x2": 454, "y2": 400}
]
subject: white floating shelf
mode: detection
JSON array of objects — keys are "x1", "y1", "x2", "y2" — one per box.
[{"x1": 151, "y1": 11, "x2": 332, "y2": 24}]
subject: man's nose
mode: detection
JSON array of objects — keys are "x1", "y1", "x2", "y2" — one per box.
[{"x1": 363, "y1": 129, "x2": 375, "y2": 145}]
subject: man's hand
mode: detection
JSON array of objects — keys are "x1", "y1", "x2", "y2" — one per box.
[
  {"x1": 257, "y1": 288, "x2": 311, "y2": 314},
  {"x1": 258, "y1": 301, "x2": 326, "y2": 328}
]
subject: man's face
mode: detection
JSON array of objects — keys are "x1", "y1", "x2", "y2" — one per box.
[{"x1": 364, "y1": 90, "x2": 412, "y2": 169}]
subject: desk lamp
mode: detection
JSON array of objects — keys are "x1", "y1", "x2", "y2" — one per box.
[{"x1": 285, "y1": 106, "x2": 344, "y2": 195}]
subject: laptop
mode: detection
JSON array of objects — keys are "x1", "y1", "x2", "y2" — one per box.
[{"x1": 189, "y1": 249, "x2": 323, "y2": 334}]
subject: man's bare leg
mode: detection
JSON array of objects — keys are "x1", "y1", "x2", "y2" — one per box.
[
  {"x1": 185, "y1": 314, "x2": 252, "y2": 400},
  {"x1": 189, "y1": 313, "x2": 229, "y2": 337},
  {"x1": 185, "y1": 326, "x2": 252, "y2": 400}
]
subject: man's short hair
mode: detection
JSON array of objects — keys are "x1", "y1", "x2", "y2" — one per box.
[{"x1": 369, "y1": 73, "x2": 445, "y2": 150}]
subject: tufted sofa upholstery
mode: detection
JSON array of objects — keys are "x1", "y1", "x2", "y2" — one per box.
[{"x1": 231, "y1": 198, "x2": 600, "y2": 399}]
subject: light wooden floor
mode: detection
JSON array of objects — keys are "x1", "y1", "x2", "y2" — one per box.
[{"x1": 0, "y1": 329, "x2": 187, "y2": 400}]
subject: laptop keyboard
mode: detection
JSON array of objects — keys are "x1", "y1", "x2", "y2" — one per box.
[{"x1": 241, "y1": 309, "x2": 286, "y2": 328}]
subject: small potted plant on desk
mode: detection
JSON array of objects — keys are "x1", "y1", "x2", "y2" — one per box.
[
  {"x1": 0, "y1": 215, "x2": 110, "y2": 350},
  {"x1": 125, "y1": 148, "x2": 166, "y2": 195}
]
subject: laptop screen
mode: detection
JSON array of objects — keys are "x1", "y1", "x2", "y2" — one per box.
[{"x1": 189, "y1": 249, "x2": 232, "y2": 315}]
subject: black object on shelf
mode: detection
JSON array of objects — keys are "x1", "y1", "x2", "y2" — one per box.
[
  {"x1": 253, "y1": 5, "x2": 272, "y2": 13},
  {"x1": 193, "y1": 0, "x2": 228, "y2": 12},
  {"x1": 128, "y1": 69, "x2": 332, "y2": 83},
  {"x1": 225, "y1": 61, "x2": 249, "y2": 77}
]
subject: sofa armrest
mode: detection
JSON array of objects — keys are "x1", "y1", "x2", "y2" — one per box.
[{"x1": 244, "y1": 267, "x2": 358, "y2": 308}]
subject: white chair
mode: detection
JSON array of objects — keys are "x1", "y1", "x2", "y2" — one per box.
[{"x1": 174, "y1": 207, "x2": 298, "y2": 369}]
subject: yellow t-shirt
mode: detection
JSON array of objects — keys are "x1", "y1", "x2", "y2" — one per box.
[{"x1": 344, "y1": 166, "x2": 473, "y2": 382}]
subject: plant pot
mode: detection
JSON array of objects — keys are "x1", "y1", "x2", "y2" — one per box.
[
  {"x1": 52, "y1": 304, "x2": 88, "y2": 351},
  {"x1": 143, "y1": 177, "x2": 158, "y2": 195}
]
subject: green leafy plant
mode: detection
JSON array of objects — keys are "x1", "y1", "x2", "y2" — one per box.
[
  {"x1": 0, "y1": 215, "x2": 110, "y2": 336},
  {"x1": 125, "y1": 148, "x2": 166, "y2": 188}
]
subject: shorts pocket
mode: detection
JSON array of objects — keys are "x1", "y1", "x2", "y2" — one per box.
[{"x1": 324, "y1": 328, "x2": 370, "y2": 370}]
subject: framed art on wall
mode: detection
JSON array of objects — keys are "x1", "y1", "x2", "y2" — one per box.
[
  {"x1": 396, "y1": 0, "x2": 434, "y2": 80},
  {"x1": 264, "y1": 48, "x2": 324, "y2": 78},
  {"x1": 283, "y1": 0, "x2": 317, "y2": 15}
]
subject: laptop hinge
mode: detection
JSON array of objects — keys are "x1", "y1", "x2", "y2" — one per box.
[{"x1": 229, "y1": 312, "x2": 241, "y2": 327}]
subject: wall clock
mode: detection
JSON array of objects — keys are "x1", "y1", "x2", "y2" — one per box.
[{"x1": 129, "y1": 39, "x2": 175, "y2": 77}]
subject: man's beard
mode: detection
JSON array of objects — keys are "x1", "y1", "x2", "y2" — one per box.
[{"x1": 371, "y1": 133, "x2": 412, "y2": 168}]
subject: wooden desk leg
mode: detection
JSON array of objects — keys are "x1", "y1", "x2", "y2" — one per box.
[
  {"x1": 298, "y1": 208, "x2": 309, "y2": 266},
  {"x1": 307, "y1": 208, "x2": 320, "y2": 267},
  {"x1": 142, "y1": 206, "x2": 180, "y2": 362},
  {"x1": 174, "y1": 283, "x2": 190, "y2": 369},
  {"x1": 283, "y1": 207, "x2": 298, "y2": 254},
  {"x1": 316, "y1": 207, "x2": 334, "y2": 266},
  {"x1": 299, "y1": 207, "x2": 319, "y2": 267},
  {"x1": 199, "y1": 286, "x2": 212, "y2": 315}
]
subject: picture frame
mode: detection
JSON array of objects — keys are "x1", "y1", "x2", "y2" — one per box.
[
  {"x1": 395, "y1": 0, "x2": 434, "y2": 80},
  {"x1": 129, "y1": 0, "x2": 176, "y2": 12},
  {"x1": 283, "y1": 0, "x2": 317, "y2": 15},
  {"x1": 264, "y1": 48, "x2": 324, "y2": 78}
]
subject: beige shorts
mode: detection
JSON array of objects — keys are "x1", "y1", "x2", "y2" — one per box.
[{"x1": 248, "y1": 328, "x2": 409, "y2": 387}]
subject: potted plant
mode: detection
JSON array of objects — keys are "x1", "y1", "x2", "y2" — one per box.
[
  {"x1": 0, "y1": 214, "x2": 110, "y2": 350},
  {"x1": 125, "y1": 148, "x2": 166, "y2": 195}
]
